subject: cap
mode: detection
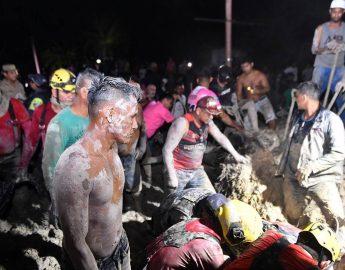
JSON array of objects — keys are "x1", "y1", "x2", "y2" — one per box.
[
  {"x1": 218, "y1": 65, "x2": 232, "y2": 83},
  {"x1": 197, "y1": 96, "x2": 222, "y2": 115},
  {"x1": 28, "y1": 74, "x2": 48, "y2": 87},
  {"x1": 2, "y1": 64, "x2": 17, "y2": 72},
  {"x1": 330, "y1": 0, "x2": 345, "y2": 9}
]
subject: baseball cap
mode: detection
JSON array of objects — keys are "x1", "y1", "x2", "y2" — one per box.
[{"x1": 2, "y1": 64, "x2": 17, "y2": 72}]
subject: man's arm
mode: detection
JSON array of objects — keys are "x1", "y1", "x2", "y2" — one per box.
[
  {"x1": 208, "y1": 121, "x2": 247, "y2": 163},
  {"x1": 136, "y1": 114, "x2": 147, "y2": 160},
  {"x1": 218, "y1": 110, "x2": 243, "y2": 131},
  {"x1": 236, "y1": 77, "x2": 244, "y2": 100},
  {"x1": 42, "y1": 120, "x2": 66, "y2": 196},
  {"x1": 311, "y1": 25, "x2": 333, "y2": 55},
  {"x1": 54, "y1": 152, "x2": 98, "y2": 270},
  {"x1": 162, "y1": 117, "x2": 188, "y2": 188}
]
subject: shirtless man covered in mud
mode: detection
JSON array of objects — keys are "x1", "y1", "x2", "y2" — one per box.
[
  {"x1": 53, "y1": 77, "x2": 141, "y2": 270},
  {"x1": 236, "y1": 56, "x2": 277, "y2": 130}
]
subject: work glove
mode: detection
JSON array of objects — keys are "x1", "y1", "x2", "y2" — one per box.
[{"x1": 296, "y1": 165, "x2": 312, "y2": 186}]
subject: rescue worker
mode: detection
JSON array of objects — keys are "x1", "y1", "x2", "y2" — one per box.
[
  {"x1": 0, "y1": 89, "x2": 30, "y2": 215},
  {"x1": 151, "y1": 188, "x2": 214, "y2": 236},
  {"x1": 276, "y1": 81, "x2": 345, "y2": 231},
  {"x1": 189, "y1": 68, "x2": 243, "y2": 131},
  {"x1": 25, "y1": 74, "x2": 50, "y2": 115},
  {"x1": 312, "y1": 0, "x2": 345, "y2": 121},
  {"x1": 163, "y1": 94, "x2": 247, "y2": 194},
  {"x1": 42, "y1": 68, "x2": 102, "y2": 226},
  {"x1": 0, "y1": 64, "x2": 26, "y2": 101},
  {"x1": 19, "y1": 71, "x2": 73, "y2": 190},
  {"x1": 143, "y1": 199, "x2": 263, "y2": 269},
  {"x1": 221, "y1": 222, "x2": 340, "y2": 270}
]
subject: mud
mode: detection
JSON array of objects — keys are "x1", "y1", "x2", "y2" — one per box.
[{"x1": 1, "y1": 121, "x2": 345, "y2": 269}]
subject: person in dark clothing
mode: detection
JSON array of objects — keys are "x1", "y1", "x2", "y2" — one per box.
[{"x1": 25, "y1": 74, "x2": 50, "y2": 115}]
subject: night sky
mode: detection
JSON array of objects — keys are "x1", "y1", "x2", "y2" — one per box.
[{"x1": 0, "y1": 0, "x2": 333, "y2": 74}]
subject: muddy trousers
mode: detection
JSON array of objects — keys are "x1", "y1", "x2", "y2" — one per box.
[
  {"x1": 175, "y1": 167, "x2": 216, "y2": 193},
  {"x1": 62, "y1": 230, "x2": 131, "y2": 270},
  {"x1": 283, "y1": 177, "x2": 345, "y2": 228}
]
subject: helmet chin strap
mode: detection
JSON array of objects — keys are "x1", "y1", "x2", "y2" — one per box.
[{"x1": 50, "y1": 96, "x2": 72, "y2": 109}]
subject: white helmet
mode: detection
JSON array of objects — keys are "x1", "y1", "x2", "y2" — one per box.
[{"x1": 330, "y1": 0, "x2": 345, "y2": 9}]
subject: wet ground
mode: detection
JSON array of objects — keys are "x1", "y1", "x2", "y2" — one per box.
[{"x1": 1, "y1": 120, "x2": 345, "y2": 269}]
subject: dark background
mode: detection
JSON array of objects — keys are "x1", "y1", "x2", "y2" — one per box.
[{"x1": 0, "y1": 0, "x2": 333, "y2": 74}]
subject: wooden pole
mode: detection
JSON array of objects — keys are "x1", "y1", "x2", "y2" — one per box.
[{"x1": 225, "y1": 0, "x2": 232, "y2": 66}]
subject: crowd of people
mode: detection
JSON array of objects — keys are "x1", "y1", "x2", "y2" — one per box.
[{"x1": 1, "y1": 0, "x2": 345, "y2": 269}]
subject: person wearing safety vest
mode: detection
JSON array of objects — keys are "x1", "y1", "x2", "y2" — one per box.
[{"x1": 221, "y1": 222, "x2": 340, "y2": 270}]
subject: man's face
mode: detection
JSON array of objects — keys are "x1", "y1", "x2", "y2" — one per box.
[
  {"x1": 108, "y1": 96, "x2": 138, "y2": 144},
  {"x1": 295, "y1": 91, "x2": 307, "y2": 110},
  {"x1": 240, "y1": 62, "x2": 253, "y2": 74},
  {"x1": 52, "y1": 89, "x2": 76, "y2": 104},
  {"x1": 161, "y1": 98, "x2": 173, "y2": 109},
  {"x1": 196, "y1": 108, "x2": 214, "y2": 124},
  {"x1": 4, "y1": 70, "x2": 18, "y2": 82},
  {"x1": 175, "y1": 84, "x2": 184, "y2": 95},
  {"x1": 330, "y1": 8, "x2": 345, "y2": 23},
  {"x1": 145, "y1": 84, "x2": 156, "y2": 100}
]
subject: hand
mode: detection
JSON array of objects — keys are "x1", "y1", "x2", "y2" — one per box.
[
  {"x1": 234, "y1": 154, "x2": 249, "y2": 164},
  {"x1": 166, "y1": 174, "x2": 178, "y2": 190},
  {"x1": 335, "y1": 80, "x2": 345, "y2": 94},
  {"x1": 15, "y1": 168, "x2": 29, "y2": 183},
  {"x1": 296, "y1": 165, "x2": 312, "y2": 184}
]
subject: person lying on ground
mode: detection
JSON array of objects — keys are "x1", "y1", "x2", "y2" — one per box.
[
  {"x1": 143, "y1": 198, "x2": 263, "y2": 270},
  {"x1": 221, "y1": 222, "x2": 340, "y2": 270}
]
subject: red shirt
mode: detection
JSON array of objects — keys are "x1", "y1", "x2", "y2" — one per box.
[
  {"x1": 223, "y1": 230, "x2": 319, "y2": 270},
  {"x1": 146, "y1": 219, "x2": 225, "y2": 270},
  {"x1": 20, "y1": 102, "x2": 57, "y2": 168},
  {"x1": 0, "y1": 98, "x2": 30, "y2": 155},
  {"x1": 173, "y1": 113, "x2": 208, "y2": 170}
]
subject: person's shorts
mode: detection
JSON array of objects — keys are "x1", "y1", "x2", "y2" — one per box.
[{"x1": 255, "y1": 96, "x2": 277, "y2": 123}]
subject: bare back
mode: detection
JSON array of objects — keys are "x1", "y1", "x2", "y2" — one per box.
[
  {"x1": 54, "y1": 138, "x2": 124, "y2": 259},
  {"x1": 236, "y1": 69, "x2": 270, "y2": 102}
]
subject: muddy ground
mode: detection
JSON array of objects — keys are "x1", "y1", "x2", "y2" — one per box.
[{"x1": 0, "y1": 119, "x2": 345, "y2": 269}]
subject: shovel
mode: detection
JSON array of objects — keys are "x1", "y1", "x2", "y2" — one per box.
[{"x1": 283, "y1": 89, "x2": 297, "y2": 140}]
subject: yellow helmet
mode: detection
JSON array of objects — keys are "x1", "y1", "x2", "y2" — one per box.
[
  {"x1": 50, "y1": 68, "x2": 76, "y2": 92},
  {"x1": 215, "y1": 199, "x2": 263, "y2": 246},
  {"x1": 298, "y1": 223, "x2": 340, "y2": 262}
]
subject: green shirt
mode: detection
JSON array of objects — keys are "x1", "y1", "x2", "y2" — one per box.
[{"x1": 42, "y1": 107, "x2": 89, "y2": 195}]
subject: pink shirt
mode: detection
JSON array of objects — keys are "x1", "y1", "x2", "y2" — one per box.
[{"x1": 143, "y1": 101, "x2": 174, "y2": 139}]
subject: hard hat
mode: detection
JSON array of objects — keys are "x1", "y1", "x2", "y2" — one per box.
[
  {"x1": 28, "y1": 74, "x2": 48, "y2": 87},
  {"x1": 49, "y1": 68, "x2": 76, "y2": 92},
  {"x1": 298, "y1": 223, "x2": 340, "y2": 262},
  {"x1": 197, "y1": 96, "x2": 222, "y2": 115},
  {"x1": 215, "y1": 199, "x2": 263, "y2": 246},
  {"x1": 330, "y1": 0, "x2": 345, "y2": 9},
  {"x1": 218, "y1": 65, "x2": 232, "y2": 83},
  {"x1": 205, "y1": 193, "x2": 228, "y2": 211},
  {"x1": 187, "y1": 86, "x2": 221, "y2": 112}
]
